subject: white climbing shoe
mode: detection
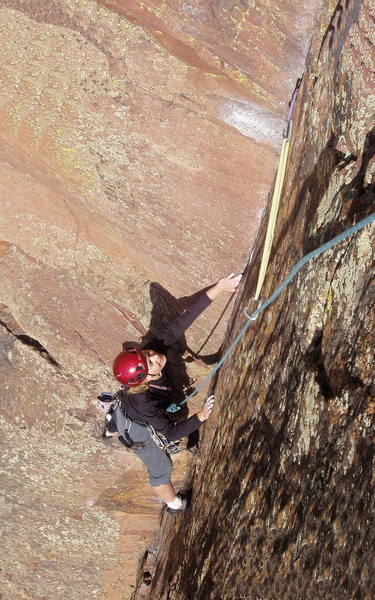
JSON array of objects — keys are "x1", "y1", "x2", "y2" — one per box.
[{"x1": 166, "y1": 490, "x2": 190, "y2": 516}]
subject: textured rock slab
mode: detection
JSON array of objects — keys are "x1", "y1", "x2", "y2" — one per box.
[
  {"x1": 0, "y1": 1, "x2": 323, "y2": 599},
  {"x1": 0, "y1": 318, "x2": 195, "y2": 600},
  {"x1": 143, "y1": 1, "x2": 375, "y2": 599},
  {"x1": 0, "y1": 0, "x2": 322, "y2": 366}
]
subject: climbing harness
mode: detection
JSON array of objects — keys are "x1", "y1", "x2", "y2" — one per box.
[
  {"x1": 254, "y1": 78, "x2": 301, "y2": 300},
  {"x1": 166, "y1": 212, "x2": 375, "y2": 412},
  {"x1": 147, "y1": 425, "x2": 181, "y2": 454},
  {"x1": 99, "y1": 391, "x2": 180, "y2": 453}
]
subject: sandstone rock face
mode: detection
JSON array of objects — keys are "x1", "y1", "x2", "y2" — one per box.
[
  {"x1": 0, "y1": 1, "x2": 323, "y2": 599},
  {"x1": 0, "y1": 0, "x2": 323, "y2": 376},
  {"x1": 138, "y1": 1, "x2": 375, "y2": 599}
]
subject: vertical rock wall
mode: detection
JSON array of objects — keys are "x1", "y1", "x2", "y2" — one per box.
[
  {"x1": 142, "y1": 1, "x2": 375, "y2": 599},
  {"x1": 0, "y1": 1, "x2": 323, "y2": 599}
]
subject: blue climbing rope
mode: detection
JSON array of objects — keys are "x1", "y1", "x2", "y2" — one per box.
[{"x1": 166, "y1": 213, "x2": 375, "y2": 412}]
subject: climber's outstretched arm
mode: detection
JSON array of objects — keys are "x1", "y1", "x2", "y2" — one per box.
[
  {"x1": 206, "y1": 273, "x2": 242, "y2": 301},
  {"x1": 155, "y1": 273, "x2": 242, "y2": 346}
]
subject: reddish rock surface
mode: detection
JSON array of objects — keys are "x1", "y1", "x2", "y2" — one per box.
[
  {"x1": 0, "y1": 1, "x2": 323, "y2": 599},
  {"x1": 139, "y1": 1, "x2": 375, "y2": 599}
]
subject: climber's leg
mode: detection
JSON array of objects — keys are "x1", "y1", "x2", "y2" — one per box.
[{"x1": 152, "y1": 482, "x2": 176, "y2": 503}]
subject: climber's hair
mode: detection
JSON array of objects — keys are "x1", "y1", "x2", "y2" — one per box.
[{"x1": 127, "y1": 381, "x2": 150, "y2": 394}]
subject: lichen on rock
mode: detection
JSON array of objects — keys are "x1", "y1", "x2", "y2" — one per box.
[{"x1": 139, "y1": 1, "x2": 375, "y2": 599}]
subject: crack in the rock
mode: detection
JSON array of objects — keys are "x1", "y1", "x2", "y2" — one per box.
[
  {"x1": 111, "y1": 303, "x2": 147, "y2": 337},
  {"x1": 74, "y1": 328, "x2": 105, "y2": 365},
  {"x1": 0, "y1": 318, "x2": 62, "y2": 370},
  {"x1": 304, "y1": 330, "x2": 335, "y2": 399}
]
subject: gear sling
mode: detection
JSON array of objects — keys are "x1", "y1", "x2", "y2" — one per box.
[{"x1": 103, "y1": 394, "x2": 179, "y2": 453}]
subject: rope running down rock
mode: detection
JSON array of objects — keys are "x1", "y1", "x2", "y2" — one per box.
[{"x1": 167, "y1": 212, "x2": 375, "y2": 412}]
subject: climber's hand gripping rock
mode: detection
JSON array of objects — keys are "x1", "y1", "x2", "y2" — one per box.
[
  {"x1": 197, "y1": 394, "x2": 215, "y2": 422},
  {"x1": 206, "y1": 273, "x2": 242, "y2": 300}
]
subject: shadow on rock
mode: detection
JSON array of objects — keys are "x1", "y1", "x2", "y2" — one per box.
[{"x1": 122, "y1": 281, "x2": 224, "y2": 424}]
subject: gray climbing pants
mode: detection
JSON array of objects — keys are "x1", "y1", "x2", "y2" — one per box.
[{"x1": 113, "y1": 404, "x2": 173, "y2": 487}]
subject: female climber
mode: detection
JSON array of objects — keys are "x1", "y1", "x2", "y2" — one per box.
[{"x1": 101, "y1": 273, "x2": 242, "y2": 515}]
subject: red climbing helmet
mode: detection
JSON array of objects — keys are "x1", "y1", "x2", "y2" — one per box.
[{"x1": 112, "y1": 347, "x2": 148, "y2": 386}]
